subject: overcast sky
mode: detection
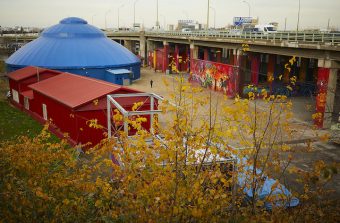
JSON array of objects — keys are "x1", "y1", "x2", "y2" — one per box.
[{"x1": 1, "y1": 0, "x2": 339, "y2": 30}]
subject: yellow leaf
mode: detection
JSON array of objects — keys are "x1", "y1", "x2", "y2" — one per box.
[
  {"x1": 320, "y1": 134, "x2": 330, "y2": 142},
  {"x1": 93, "y1": 99, "x2": 99, "y2": 106},
  {"x1": 63, "y1": 199, "x2": 70, "y2": 205},
  {"x1": 95, "y1": 200, "x2": 102, "y2": 207},
  {"x1": 192, "y1": 208, "x2": 202, "y2": 217}
]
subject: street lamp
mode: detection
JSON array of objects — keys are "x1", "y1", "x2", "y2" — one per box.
[
  {"x1": 242, "y1": 0, "x2": 250, "y2": 17},
  {"x1": 155, "y1": 0, "x2": 160, "y2": 29},
  {"x1": 117, "y1": 4, "x2": 125, "y2": 30},
  {"x1": 133, "y1": 0, "x2": 139, "y2": 30},
  {"x1": 92, "y1": 14, "x2": 97, "y2": 25},
  {"x1": 105, "y1": 10, "x2": 111, "y2": 30},
  {"x1": 296, "y1": 0, "x2": 301, "y2": 32},
  {"x1": 206, "y1": 0, "x2": 210, "y2": 30},
  {"x1": 209, "y1": 6, "x2": 216, "y2": 29}
]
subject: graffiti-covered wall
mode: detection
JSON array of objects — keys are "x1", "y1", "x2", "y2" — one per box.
[{"x1": 189, "y1": 59, "x2": 238, "y2": 98}]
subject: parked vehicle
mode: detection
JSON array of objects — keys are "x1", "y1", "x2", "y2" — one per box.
[
  {"x1": 254, "y1": 24, "x2": 277, "y2": 34},
  {"x1": 181, "y1": 28, "x2": 192, "y2": 33}
]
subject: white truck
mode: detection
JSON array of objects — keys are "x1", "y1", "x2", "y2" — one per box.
[{"x1": 254, "y1": 24, "x2": 277, "y2": 34}]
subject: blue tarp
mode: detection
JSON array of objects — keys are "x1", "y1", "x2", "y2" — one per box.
[{"x1": 237, "y1": 158, "x2": 299, "y2": 210}]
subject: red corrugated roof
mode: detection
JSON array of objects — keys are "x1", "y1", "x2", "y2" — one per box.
[
  {"x1": 21, "y1": 90, "x2": 34, "y2": 99},
  {"x1": 7, "y1": 66, "x2": 61, "y2": 81},
  {"x1": 76, "y1": 95, "x2": 150, "y2": 112},
  {"x1": 29, "y1": 72, "x2": 139, "y2": 109}
]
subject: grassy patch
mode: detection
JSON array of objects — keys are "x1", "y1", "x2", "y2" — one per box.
[
  {"x1": 0, "y1": 100, "x2": 59, "y2": 142},
  {"x1": 0, "y1": 60, "x2": 5, "y2": 74},
  {"x1": 0, "y1": 78, "x2": 59, "y2": 142}
]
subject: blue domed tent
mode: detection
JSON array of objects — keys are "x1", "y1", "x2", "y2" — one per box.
[{"x1": 6, "y1": 17, "x2": 141, "y2": 84}]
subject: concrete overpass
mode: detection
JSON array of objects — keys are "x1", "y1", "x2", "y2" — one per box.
[
  {"x1": 2, "y1": 31, "x2": 340, "y2": 60},
  {"x1": 107, "y1": 31, "x2": 340, "y2": 62}
]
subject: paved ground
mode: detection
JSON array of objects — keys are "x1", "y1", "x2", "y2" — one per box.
[
  {"x1": 130, "y1": 68, "x2": 232, "y2": 129},
  {"x1": 132, "y1": 68, "x2": 335, "y2": 142},
  {"x1": 132, "y1": 67, "x2": 340, "y2": 197}
]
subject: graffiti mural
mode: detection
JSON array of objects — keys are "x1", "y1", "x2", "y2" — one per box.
[
  {"x1": 189, "y1": 59, "x2": 237, "y2": 98},
  {"x1": 314, "y1": 67, "x2": 330, "y2": 128}
]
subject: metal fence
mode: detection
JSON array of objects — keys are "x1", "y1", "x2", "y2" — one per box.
[
  {"x1": 108, "y1": 30, "x2": 340, "y2": 45},
  {"x1": 3, "y1": 30, "x2": 340, "y2": 48}
]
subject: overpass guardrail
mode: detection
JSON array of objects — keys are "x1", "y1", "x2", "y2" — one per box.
[
  {"x1": 108, "y1": 30, "x2": 340, "y2": 45},
  {"x1": 2, "y1": 31, "x2": 340, "y2": 50}
]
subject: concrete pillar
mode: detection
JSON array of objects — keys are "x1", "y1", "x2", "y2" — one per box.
[
  {"x1": 232, "y1": 49, "x2": 239, "y2": 66},
  {"x1": 315, "y1": 59, "x2": 340, "y2": 128},
  {"x1": 154, "y1": 49, "x2": 157, "y2": 71},
  {"x1": 298, "y1": 58, "x2": 308, "y2": 82},
  {"x1": 221, "y1": 48, "x2": 227, "y2": 63},
  {"x1": 174, "y1": 44, "x2": 179, "y2": 72},
  {"x1": 124, "y1": 40, "x2": 133, "y2": 52},
  {"x1": 333, "y1": 70, "x2": 340, "y2": 128},
  {"x1": 139, "y1": 32, "x2": 146, "y2": 66},
  {"x1": 185, "y1": 45, "x2": 189, "y2": 72},
  {"x1": 163, "y1": 41, "x2": 169, "y2": 73},
  {"x1": 229, "y1": 50, "x2": 234, "y2": 65},
  {"x1": 251, "y1": 54, "x2": 260, "y2": 86},
  {"x1": 216, "y1": 48, "x2": 222, "y2": 63},
  {"x1": 189, "y1": 43, "x2": 198, "y2": 72},
  {"x1": 147, "y1": 40, "x2": 156, "y2": 67},
  {"x1": 232, "y1": 49, "x2": 244, "y2": 97},
  {"x1": 267, "y1": 55, "x2": 275, "y2": 81},
  {"x1": 204, "y1": 48, "x2": 209, "y2": 61},
  {"x1": 239, "y1": 51, "x2": 247, "y2": 96}
]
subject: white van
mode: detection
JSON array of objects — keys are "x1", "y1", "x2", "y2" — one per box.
[
  {"x1": 254, "y1": 24, "x2": 277, "y2": 34},
  {"x1": 181, "y1": 28, "x2": 192, "y2": 33}
]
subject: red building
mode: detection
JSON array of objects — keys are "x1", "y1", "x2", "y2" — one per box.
[
  {"x1": 8, "y1": 67, "x2": 156, "y2": 147},
  {"x1": 8, "y1": 66, "x2": 61, "y2": 110}
]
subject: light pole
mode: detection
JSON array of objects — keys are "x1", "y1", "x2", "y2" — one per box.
[
  {"x1": 105, "y1": 10, "x2": 111, "y2": 30},
  {"x1": 118, "y1": 4, "x2": 125, "y2": 30},
  {"x1": 133, "y1": 0, "x2": 139, "y2": 30},
  {"x1": 296, "y1": 0, "x2": 301, "y2": 32},
  {"x1": 206, "y1": 0, "x2": 210, "y2": 30},
  {"x1": 242, "y1": 0, "x2": 250, "y2": 17},
  {"x1": 209, "y1": 7, "x2": 216, "y2": 29},
  {"x1": 92, "y1": 14, "x2": 97, "y2": 25},
  {"x1": 155, "y1": 0, "x2": 160, "y2": 29}
]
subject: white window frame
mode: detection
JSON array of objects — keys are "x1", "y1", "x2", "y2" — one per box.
[
  {"x1": 42, "y1": 104, "x2": 48, "y2": 120},
  {"x1": 12, "y1": 89, "x2": 19, "y2": 103},
  {"x1": 24, "y1": 97, "x2": 29, "y2": 110}
]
